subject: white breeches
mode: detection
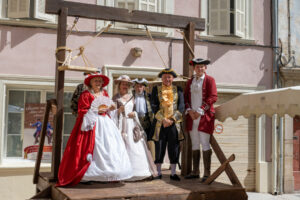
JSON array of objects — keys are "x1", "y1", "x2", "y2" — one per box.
[{"x1": 190, "y1": 118, "x2": 211, "y2": 151}]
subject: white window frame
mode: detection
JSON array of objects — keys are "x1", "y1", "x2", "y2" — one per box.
[
  {"x1": 0, "y1": 0, "x2": 57, "y2": 28},
  {"x1": 0, "y1": 76, "x2": 79, "y2": 167},
  {"x1": 96, "y1": 0, "x2": 174, "y2": 36},
  {"x1": 200, "y1": 0, "x2": 253, "y2": 42}
]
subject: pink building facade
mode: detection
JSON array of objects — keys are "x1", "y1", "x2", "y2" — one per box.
[{"x1": 0, "y1": 0, "x2": 274, "y2": 199}]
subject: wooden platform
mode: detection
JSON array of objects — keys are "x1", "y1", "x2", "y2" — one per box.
[{"x1": 34, "y1": 172, "x2": 247, "y2": 200}]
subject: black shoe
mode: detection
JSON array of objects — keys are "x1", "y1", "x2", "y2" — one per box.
[
  {"x1": 170, "y1": 174, "x2": 181, "y2": 181},
  {"x1": 153, "y1": 174, "x2": 162, "y2": 180},
  {"x1": 184, "y1": 174, "x2": 200, "y2": 179},
  {"x1": 201, "y1": 176, "x2": 209, "y2": 183}
]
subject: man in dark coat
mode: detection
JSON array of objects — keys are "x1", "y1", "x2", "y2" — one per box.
[
  {"x1": 184, "y1": 58, "x2": 218, "y2": 182},
  {"x1": 132, "y1": 78, "x2": 153, "y2": 141},
  {"x1": 151, "y1": 68, "x2": 184, "y2": 181}
]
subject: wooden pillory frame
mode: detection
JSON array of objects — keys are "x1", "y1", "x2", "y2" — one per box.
[{"x1": 32, "y1": 1, "x2": 247, "y2": 199}]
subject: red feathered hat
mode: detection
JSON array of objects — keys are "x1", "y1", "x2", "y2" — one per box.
[{"x1": 84, "y1": 72, "x2": 110, "y2": 87}]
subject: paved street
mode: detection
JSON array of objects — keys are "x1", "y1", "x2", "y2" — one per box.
[{"x1": 248, "y1": 192, "x2": 300, "y2": 200}]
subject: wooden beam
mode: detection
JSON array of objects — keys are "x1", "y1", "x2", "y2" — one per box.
[
  {"x1": 204, "y1": 154, "x2": 235, "y2": 185},
  {"x1": 210, "y1": 136, "x2": 242, "y2": 187},
  {"x1": 183, "y1": 22, "x2": 195, "y2": 77},
  {"x1": 51, "y1": 7, "x2": 68, "y2": 181},
  {"x1": 33, "y1": 99, "x2": 56, "y2": 184},
  {"x1": 45, "y1": 0, "x2": 205, "y2": 31}
]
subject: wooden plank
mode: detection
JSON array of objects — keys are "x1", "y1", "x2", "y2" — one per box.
[
  {"x1": 45, "y1": 0, "x2": 205, "y2": 31},
  {"x1": 33, "y1": 100, "x2": 53, "y2": 184},
  {"x1": 210, "y1": 135, "x2": 242, "y2": 187},
  {"x1": 204, "y1": 154, "x2": 235, "y2": 185},
  {"x1": 51, "y1": 7, "x2": 68, "y2": 181},
  {"x1": 58, "y1": 65, "x2": 98, "y2": 73},
  {"x1": 30, "y1": 186, "x2": 52, "y2": 199}
]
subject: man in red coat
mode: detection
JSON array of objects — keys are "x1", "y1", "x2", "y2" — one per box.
[{"x1": 184, "y1": 58, "x2": 218, "y2": 182}]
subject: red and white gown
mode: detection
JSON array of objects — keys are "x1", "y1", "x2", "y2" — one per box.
[{"x1": 57, "y1": 90, "x2": 133, "y2": 187}]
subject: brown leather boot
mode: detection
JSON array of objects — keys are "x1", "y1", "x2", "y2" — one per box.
[
  {"x1": 201, "y1": 149, "x2": 212, "y2": 182},
  {"x1": 184, "y1": 150, "x2": 200, "y2": 179}
]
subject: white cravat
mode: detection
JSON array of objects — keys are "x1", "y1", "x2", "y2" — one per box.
[{"x1": 135, "y1": 93, "x2": 147, "y2": 116}]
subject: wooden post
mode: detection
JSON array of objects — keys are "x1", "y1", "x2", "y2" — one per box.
[
  {"x1": 181, "y1": 22, "x2": 195, "y2": 176},
  {"x1": 51, "y1": 7, "x2": 68, "y2": 181},
  {"x1": 183, "y1": 22, "x2": 195, "y2": 77},
  {"x1": 210, "y1": 136, "x2": 242, "y2": 187}
]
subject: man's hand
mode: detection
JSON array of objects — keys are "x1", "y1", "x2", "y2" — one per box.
[
  {"x1": 188, "y1": 110, "x2": 196, "y2": 120},
  {"x1": 162, "y1": 118, "x2": 173, "y2": 128},
  {"x1": 193, "y1": 111, "x2": 201, "y2": 120}
]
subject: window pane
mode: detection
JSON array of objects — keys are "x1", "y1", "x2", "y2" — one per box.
[
  {"x1": 7, "y1": 135, "x2": 22, "y2": 157},
  {"x1": 46, "y1": 92, "x2": 55, "y2": 100},
  {"x1": 118, "y1": 2, "x2": 125, "y2": 8},
  {"x1": 25, "y1": 91, "x2": 40, "y2": 103},
  {"x1": 7, "y1": 113, "x2": 22, "y2": 135},
  {"x1": 64, "y1": 93, "x2": 73, "y2": 113},
  {"x1": 64, "y1": 114, "x2": 76, "y2": 135},
  {"x1": 9, "y1": 91, "x2": 24, "y2": 108},
  {"x1": 63, "y1": 136, "x2": 70, "y2": 152}
]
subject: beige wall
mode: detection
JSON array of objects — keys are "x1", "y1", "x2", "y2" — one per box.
[{"x1": 0, "y1": 167, "x2": 50, "y2": 200}]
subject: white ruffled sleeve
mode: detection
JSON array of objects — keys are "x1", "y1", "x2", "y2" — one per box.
[{"x1": 81, "y1": 108, "x2": 98, "y2": 131}]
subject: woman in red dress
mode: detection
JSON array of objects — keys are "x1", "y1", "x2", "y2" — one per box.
[{"x1": 57, "y1": 73, "x2": 133, "y2": 186}]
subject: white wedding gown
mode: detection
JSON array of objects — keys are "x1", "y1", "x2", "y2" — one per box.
[
  {"x1": 81, "y1": 101, "x2": 133, "y2": 182},
  {"x1": 116, "y1": 99, "x2": 152, "y2": 180}
]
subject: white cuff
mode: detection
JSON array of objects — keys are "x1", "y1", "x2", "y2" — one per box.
[
  {"x1": 185, "y1": 108, "x2": 192, "y2": 115},
  {"x1": 87, "y1": 153, "x2": 92, "y2": 162},
  {"x1": 81, "y1": 109, "x2": 97, "y2": 131},
  {"x1": 196, "y1": 108, "x2": 205, "y2": 116}
]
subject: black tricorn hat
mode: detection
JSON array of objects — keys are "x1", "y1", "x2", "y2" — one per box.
[
  {"x1": 158, "y1": 68, "x2": 178, "y2": 78},
  {"x1": 132, "y1": 78, "x2": 148, "y2": 86},
  {"x1": 189, "y1": 58, "x2": 210, "y2": 66}
]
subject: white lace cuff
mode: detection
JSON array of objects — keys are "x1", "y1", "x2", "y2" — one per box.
[
  {"x1": 81, "y1": 109, "x2": 98, "y2": 131},
  {"x1": 196, "y1": 108, "x2": 205, "y2": 116}
]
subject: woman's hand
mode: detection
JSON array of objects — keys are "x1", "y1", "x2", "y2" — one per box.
[
  {"x1": 109, "y1": 104, "x2": 116, "y2": 111},
  {"x1": 127, "y1": 112, "x2": 135, "y2": 118},
  {"x1": 118, "y1": 105, "x2": 125, "y2": 114},
  {"x1": 98, "y1": 107, "x2": 108, "y2": 114}
]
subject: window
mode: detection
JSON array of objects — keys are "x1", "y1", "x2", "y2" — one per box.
[
  {"x1": 5, "y1": 89, "x2": 75, "y2": 159},
  {"x1": 201, "y1": 0, "x2": 252, "y2": 39},
  {"x1": 1, "y1": 0, "x2": 55, "y2": 22},
  {"x1": 96, "y1": 0, "x2": 174, "y2": 33}
]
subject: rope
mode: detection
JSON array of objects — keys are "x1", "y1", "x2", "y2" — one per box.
[
  {"x1": 176, "y1": 30, "x2": 195, "y2": 58},
  {"x1": 145, "y1": 26, "x2": 168, "y2": 69},
  {"x1": 55, "y1": 23, "x2": 112, "y2": 68},
  {"x1": 82, "y1": 24, "x2": 113, "y2": 47},
  {"x1": 66, "y1": 17, "x2": 79, "y2": 38}
]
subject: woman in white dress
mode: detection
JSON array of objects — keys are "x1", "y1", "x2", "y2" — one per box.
[
  {"x1": 112, "y1": 75, "x2": 153, "y2": 180},
  {"x1": 57, "y1": 73, "x2": 133, "y2": 186}
]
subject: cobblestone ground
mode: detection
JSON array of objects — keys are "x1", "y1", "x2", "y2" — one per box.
[{"x1": 247, "y1": 192, "x2": 300, "y2": 200}]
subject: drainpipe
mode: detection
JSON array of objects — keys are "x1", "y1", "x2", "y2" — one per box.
[{"x1": 272, "y1": 0, "x2": 279, "y2": 195}]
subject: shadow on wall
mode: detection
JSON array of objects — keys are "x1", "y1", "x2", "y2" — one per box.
[{"x1": 0, "y1": 29, "x2": 9, "y2": 52}]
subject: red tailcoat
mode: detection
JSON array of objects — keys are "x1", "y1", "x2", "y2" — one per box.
[
  {"x1": 184, "y1": 74, "x2": 218, "y2": 134},
  {"x1": 57, "y1": 89, "x2": 108, "y2": 187}
]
